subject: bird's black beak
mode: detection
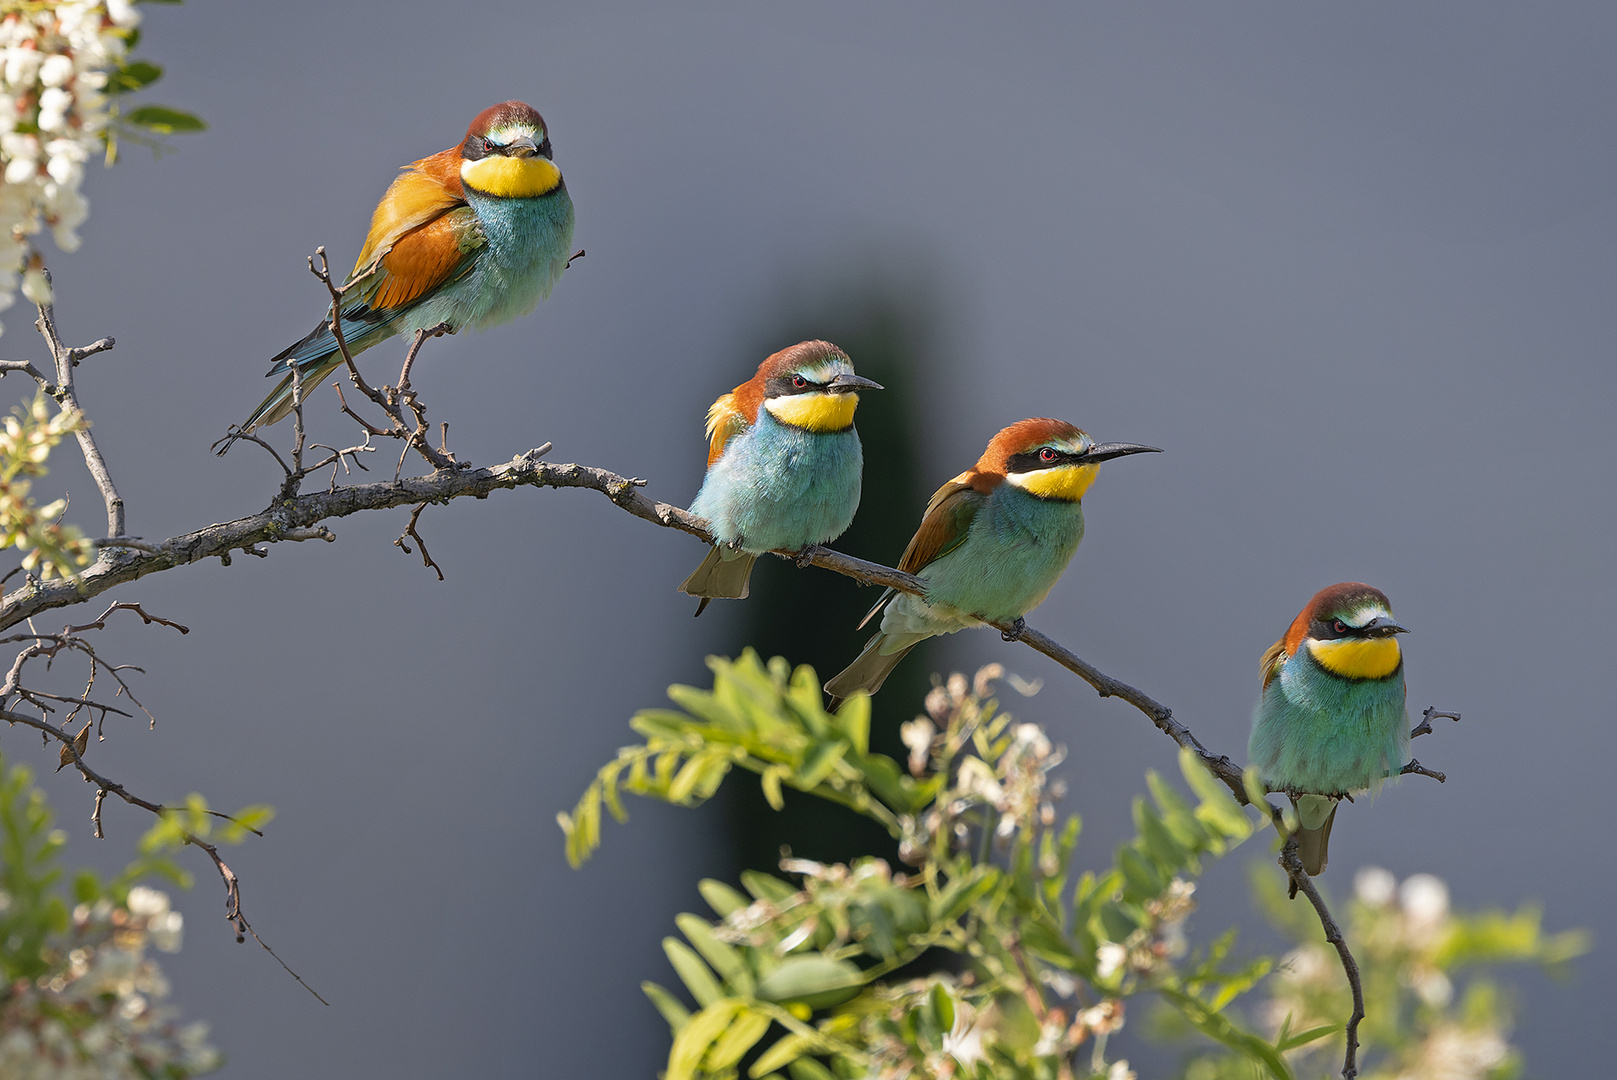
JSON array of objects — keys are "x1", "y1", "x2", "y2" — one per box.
[
  {"x1": 828, "y1": 373, "x2": 884, "y2": 393},
  {"x1": 1081, "y1": 442, "x2": 1163, "y2": 463},
  {"x1": 505, "y1": 135, "x2": 540, "y2": 158},
  {"x1": 1362, "y1": 616, "x2": 1409, "y2": 637}
]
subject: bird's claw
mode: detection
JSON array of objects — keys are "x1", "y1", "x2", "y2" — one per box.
[
  {"x1": 793, "y1": 547, "x2": 816, "y2": 568},
  {"x1": 1000, "y1": 617, "x2": 1027, "y2": 643}
]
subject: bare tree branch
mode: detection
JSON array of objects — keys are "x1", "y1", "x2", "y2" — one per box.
[
  {"x1": 1, "y1": 703, "x2": 324, "y2": 1004},
  {"x1": 1278, "y1": 834, "x2": 1365, "y2": 1078},
  {"x1": 31, "y1": 279, "x2": 124, "y2": 538},
  {"x1": 5, "y1": 282, "x2": 1460, "y2": 1062}
]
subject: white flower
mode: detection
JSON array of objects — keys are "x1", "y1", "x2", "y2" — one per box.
[
  {"x1": 1400, "y1": 873, "x2": 1450, "y2": 930},
  {"x1": 1411, "y1": 968, "x2": 1454, "y2": 1008},
  {"x1": 2, "y1": 157, "x2": 34, "y2": 185},
  {"x1": 38, "y1": 52, "x2": 74, "y2": 87},
  {"x1": 1355, "y1": 865, "x2": 1397, "y2": 906},
  {"x1": 4, "y1": 46, "x2": 44, "y2": 88},
  {"x1": 955, "y1": 757, "x2": 1003, "y2": 804},
  {"x1": 20, "y1": 266, "x2": 50, "y2": 305},
  {"x1": 900, "y1": 716, "x2": 935, "y2": 775},
  {"x1": 107, "y1": 0, "x2": 141, "y2": 28},
  {"x1": 1107, "y1": 1060, "x2": 1137, "y2": 1080},
  {"x1": 1096, "y1": 941, "x2": 1127, "y2": 980},
  {"x1": 36, "y1": 86, "x2": 72, "y2": 132},
  {"x1": 125, "y1": 886, "x2": 170, "y2": 917},
  {"x1": 1010, "y1": 722, "x2": 1051, "y2": 759}
]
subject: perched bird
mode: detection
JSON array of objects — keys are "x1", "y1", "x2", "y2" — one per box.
[
  {"x1": 1248, "y1": 582, "x2": 1411, "y2": 879},
  {"x1": 233, "y1": 100, "x2": 575, "y2": 434},
  {"x1": 824, "y1": 418, "x2": 1159, "y2": 707},
  {"x1": 681, "y1": 341, "x2": 881, "y2": 615}
]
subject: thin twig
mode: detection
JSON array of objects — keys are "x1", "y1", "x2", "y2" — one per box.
[
  {"x1": 305, "y1": 249, "x2": 456, "y2": 472},
  {"x1": 1278, "y1": 835, "x2": 1364, "y2": 1078},
  {"x1": 32, "y1": 273, "x2": 124, "y2": 538},
  {"x1": 1, "y1": 324, "x2": 1455, "y2": 1066},
  {"x1": 394, "y1": 502, "x2": 444, "y2": 581},
  {"x1": 1411, "y1": 706, "x2": 1461, "y2": 739},
  {"x1": 394, "y1": 321, "x2": 451, "y2": 397},
  {"x1": 1, "y1": 704, "x2": 324, "y2": 1004}
]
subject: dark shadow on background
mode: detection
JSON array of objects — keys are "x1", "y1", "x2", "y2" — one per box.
[{"x1": 714, "y1": 268, "x2": 942, "y2": 875}]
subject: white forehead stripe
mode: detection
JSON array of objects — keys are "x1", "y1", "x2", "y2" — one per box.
[
  {"x1": 1341, "y1": 604, "x2": 1393, "y2": 629},
  {"x1": 797, "y1": 360, "x2": 851, "y2": 384},
  {"x1": 488, "y1": 122, "x2": 540, "y2": 144}
]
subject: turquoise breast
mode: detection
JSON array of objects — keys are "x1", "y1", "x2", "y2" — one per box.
[
  {"x1": 689, "y1": 408, "x2": 864, "y2": 554},
  {"x1": 1249, "y1": 648, "x2": 1409, "y2": 795}
]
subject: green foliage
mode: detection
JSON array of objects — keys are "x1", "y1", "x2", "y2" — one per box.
[
  {"x1": 559, "y1": 651, "x2": 936, "y2": 869},
  {"x1": 104, "y1": 2, "x2": 206, "y2": 163},
  {"x1": 139, "y1": 791, "x2": 275, "y2": 857},
  {"x1": 0, "y1": 755, "x2": 69, "y2": 981},
  {"x1": 0, "y1": 753, "x2": 221, "y2": 1075},
  {"x1": 121, "y1": 104, "x2": 206, "y2": 134},
  {"x1": 564, "y1": 653, "x2": 1293, "y2": 1080},
  {"x1": 566, "y1": 654, "x2": 1589, "y2": 1079},
  {"x1": 1163, "y1": 866, "x2": 1591, "y2": 1079}
]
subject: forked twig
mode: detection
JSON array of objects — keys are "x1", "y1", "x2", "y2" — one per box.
[{"x1": 394, "y1": 502, "x2": 444, "y2": 581}]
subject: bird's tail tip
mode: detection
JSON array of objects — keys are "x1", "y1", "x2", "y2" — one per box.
[
  {"x1": 679, "y1": 546, "x2": 756, "y2": 610},
  {"x1": 823, "y1": 634, "x2": 917, "y2": 710}
]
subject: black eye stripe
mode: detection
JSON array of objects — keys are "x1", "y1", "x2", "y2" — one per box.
[
  {"x1": 764, "y1": 374, "x2": 827, "y2": 397},
  {"x1": 1006, "y1": 448, "x2": 1084, "y2": 473}
]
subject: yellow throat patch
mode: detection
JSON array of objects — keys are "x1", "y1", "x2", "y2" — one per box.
[
  {"x1": 460, "y1": 155, "x2": 562, "y2": 199},
  {"x1": 1307, "y1": 636, "x2": 1402, "y2": 680},
  {"x1": 1008, "y1": 463, "x2": 1098, "y2": 502},
  {"x1": 764, "y1": 392, "x2": 858, "y2": 432}
]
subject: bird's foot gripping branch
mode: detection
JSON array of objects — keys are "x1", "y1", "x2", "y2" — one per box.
[{"x1": 561, "y1": 654, "x2": 1583, "y2": 1080}]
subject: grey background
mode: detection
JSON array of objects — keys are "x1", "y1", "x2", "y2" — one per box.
[{"x1": 10, "y1": 1, "x2": 1610, "y2": 1075}]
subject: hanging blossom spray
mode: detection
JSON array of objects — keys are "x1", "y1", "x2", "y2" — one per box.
[{"x1": 0, "y1": 0, "x2": 140, "y2": 334}]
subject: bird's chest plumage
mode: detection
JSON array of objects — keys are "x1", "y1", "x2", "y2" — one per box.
[
  {"x1": 926, "y1": 489, "x2": 1085, "y2": 621},
  {"x1": 689, "y1": 412, "x2": 863, "y2": 552},
  {"x1": 1249, "y1": 649, "x2": 1409, "y2": 794},
  {"x1": 409, "y1": 188, "x2": 575, "y2": 334}
]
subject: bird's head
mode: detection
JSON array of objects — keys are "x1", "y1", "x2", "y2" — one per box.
[
  {"x1": 980, "y1": 418, "x2": 1161, "y2": 502},
  {"x1": 1289, "y1": 582, "x2": 1408, "y2": 680},
  {"x1": 755, "y1": 341, "x2": 882, "y2": 432},
  {"x1": 458, "y1": 100, "x2": 562, "y2": 198}
]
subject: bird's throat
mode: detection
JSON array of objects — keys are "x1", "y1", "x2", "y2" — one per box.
[
  {"x1": 1007, "y1": 464, "x2": 1097, "y2": 502},
  {"x1": 764, "y1": 392, "x2": 858, "y2": 432},
  {"x1": 1306, "y1": 637, "x2": 1402, "y2": 680},
  {"x1": 460, "y1": 155, "x2": 562, "y2": 199}
]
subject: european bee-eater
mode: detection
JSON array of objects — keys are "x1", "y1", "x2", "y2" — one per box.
[
  {"x1": 1248, "y1": 582, "x2": 1410, "y2": 878},
  {"x1": 681, "y1": 340, "x2": 881, "y2": 615},
  {"x1": 824, "y1": 418, "x2": 1159, "y2": 706},
  {"x1": 236, "y1": 100, "x2": 575, "y2": 432}
]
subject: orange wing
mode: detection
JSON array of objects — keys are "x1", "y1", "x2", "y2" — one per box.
[
  {"x1": 363, "y1": 206, "x2": 483, "y2": 312},
  {"x1": 350, "y1": 148, "x2": 465, "y2": 278},
  {"x1": 704, "y1": 392, "x2": 751, "y2": 466}
]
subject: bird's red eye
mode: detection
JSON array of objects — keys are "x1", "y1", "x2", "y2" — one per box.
[
  {"x1": 482, "y1": 138, "x2": 494, "y2": 153},
  {"x1": 1039, "y1": 447, "x2": 1058, "y2": 463},
  {"x1": 1333, "y1": 620, "x2": 1348, "y2": 634},
  {"x1": 792, "y1": 374, "x2": 808, "y2": 389}
]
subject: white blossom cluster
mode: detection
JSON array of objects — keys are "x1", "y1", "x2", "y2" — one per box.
[
  {"x1": 897, "y1": 665, "x2": 1061, "y2": 865},
  {"x1": 0, "y1": 886, "x2": 221, "y2": 1079},
  {"x1": 1263, "y1": 867, "x2": 1512, "y2": 1080},
  {"x1": 0, "y1": 0, "x2": 138, "y2": 335},
  {"x1": 0, "y1": 389, "x2": 91, "y2": 583}
]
